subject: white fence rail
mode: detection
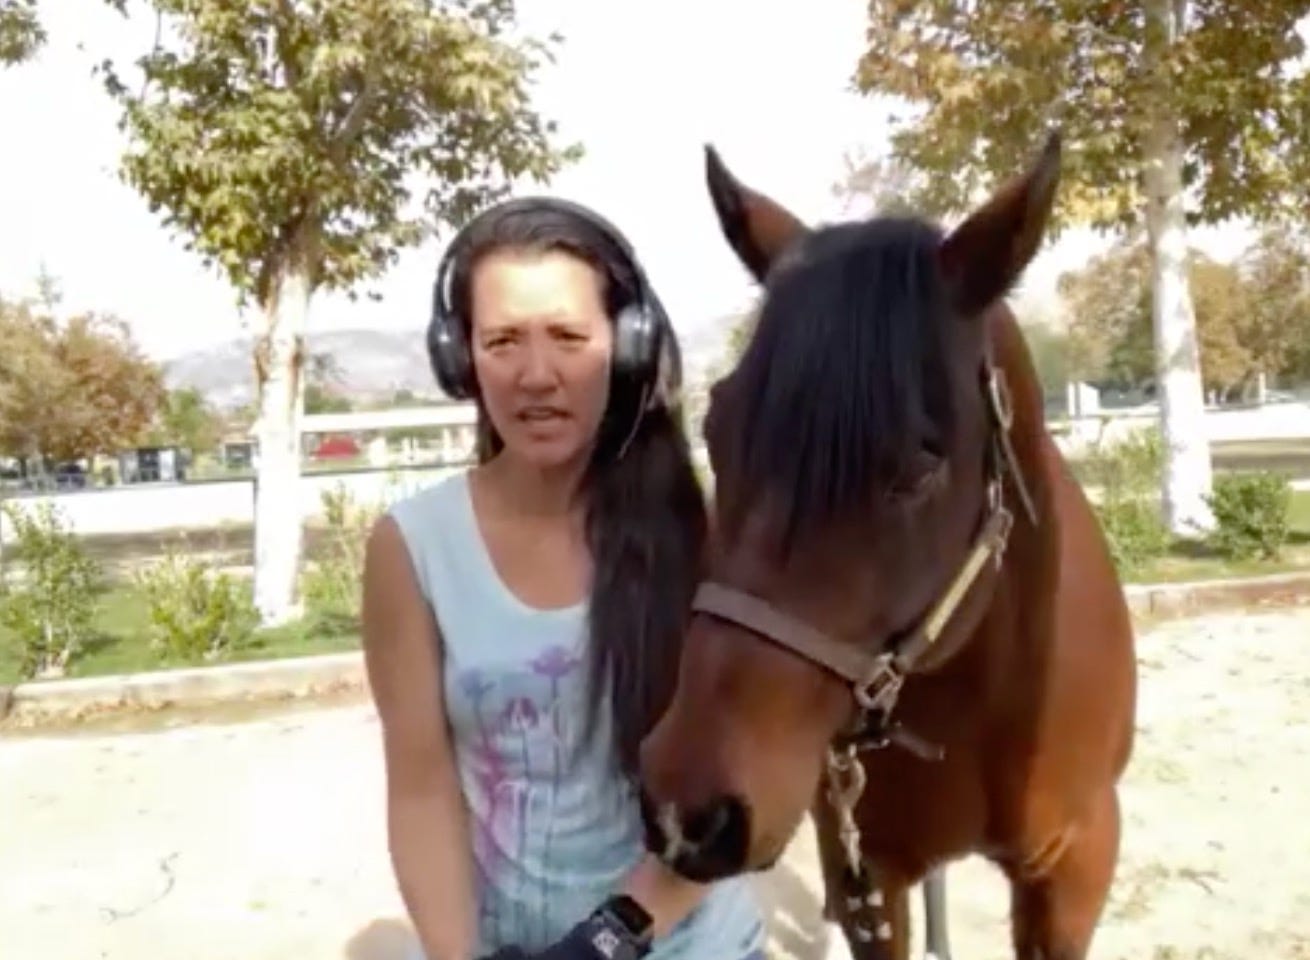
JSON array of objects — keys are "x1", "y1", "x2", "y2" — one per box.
[
  {"x1": 0, "y1": 465, "x2": 463, "y2": 540},
  {"x1": 1, "y1": 401, "x2": 1306, "y2": 541}
]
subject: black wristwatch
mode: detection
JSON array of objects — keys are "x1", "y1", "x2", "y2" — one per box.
[{"x1": 581, "y1": 894, "x2": 654, "y2": 960}]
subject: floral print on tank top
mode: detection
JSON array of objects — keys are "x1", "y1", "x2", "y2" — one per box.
[{"x1": 455, "y1": 641, "x2": 596, "y2": 947}]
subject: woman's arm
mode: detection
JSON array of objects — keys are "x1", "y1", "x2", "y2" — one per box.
[
  {"x1": 619, "y1": 854, "x2": 710, "y2": 938},
  {"x1": 486, "y1": 856, "x2": 711, "y2": 960},
  {"x1": 363, "y1": 515, "x2": 478, "y2": 960}
]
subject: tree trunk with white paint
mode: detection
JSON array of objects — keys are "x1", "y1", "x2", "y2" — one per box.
[
  {"x1": 251, "y1": 245, "x2": 312, "y2": 626},
  {"x1": 1142, "y1": 0, "x2": 1214, "y2": 537}
]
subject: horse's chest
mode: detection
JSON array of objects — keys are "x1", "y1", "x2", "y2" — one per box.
[{"x1": 848, "y1": 743, "x2": 990, "y2": 873}]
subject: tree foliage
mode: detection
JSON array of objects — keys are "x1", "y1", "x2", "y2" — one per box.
[
  {"x1": 97, "y1": 0, "x2": 579, "y2": 623},
  {"x1": 148, "y1": 387, "x2": 225, "y2": 453},
  {"x1": 854, "y1": 1, "x2": 1310, "y2": 230},
  {"x1": 1240, "y1": 227, "x2": 1310, "y2": 382},
  {"x1": 853, "y1": 0, "x2": 1310, "y2": 536},
  {"x1": 1059, "y1": 230, "x2": 1310, "y2": 398},
  {"x1": 0, "y1": 0, "x2": 44, "y2": 66},
  {"x1": 1060, "y1": 241, "x2": 1155, "y2": 389},
  {"x1": 98, "y1": 0, "x2": 582, "y2": 306},
  {"x1": 303, "y1": 350, "x2": 352, "y2": 413},
  {"x1": 1016, "y1": 320, "x2": 1071, "y2": 400},
  {"x1": 0, "y1": 300, "x2": 63, "y2": 463},
  {"x1": 0, "y1": 296, "x2": 165, "y2": 464}
]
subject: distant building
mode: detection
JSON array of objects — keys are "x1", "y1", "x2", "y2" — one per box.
[{"x1": 117, "y1": 445, "x2": 187, "y2": 484}]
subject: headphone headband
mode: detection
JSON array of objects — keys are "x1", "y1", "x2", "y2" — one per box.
[
  {"x1": 426, "y1": 195, "x2": 674, "y2": 417},
  {"x1": 431, "y1": 195, "x2": 651, "y2": 339}
]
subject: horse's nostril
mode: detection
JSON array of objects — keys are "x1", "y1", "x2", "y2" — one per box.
[
  {"x1": 637, "y1": 790, "x2": 751, "y2": 881},
  {"x1": 685, "y1": 797, "x2": 731, "y2": 844},
  {"x1": 683, "y1": 795, "x2": 750, "y2": 877}
]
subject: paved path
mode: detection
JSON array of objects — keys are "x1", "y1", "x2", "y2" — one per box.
[{"x1": 4, "y1": 608, "x2": 1310, "y2": 960}]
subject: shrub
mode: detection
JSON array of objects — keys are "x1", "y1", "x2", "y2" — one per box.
[
  {"x1": 135, "y1": 544, "x2": 260, "y2": 662},
  {"x1": 1076, "y1": 425, "x2": 1165, "y2": 502},
  {"x1": 1078, "y1": 427, "x2": 1171, "y2": 576},
  {"x1": 0, "y1": 500, "x2": 103, "y2": 679},
  {"x1": 300, "y1": 484, "x2": 380, "y2": 634},
  {"x1": 1096, "y1": 498, "x2": 1172, "y2": 576},
  {"x1": 1205, "y1": 471, "x2": 1292, "y2": 561}
]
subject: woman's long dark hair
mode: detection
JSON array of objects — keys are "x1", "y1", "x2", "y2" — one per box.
[{"x1": 450, "y1": 203, "x2": 707, "y2": 780}]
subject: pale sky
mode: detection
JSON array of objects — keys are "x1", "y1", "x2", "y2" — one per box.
[{"x1": 0, "y1": 0, "x2": 1254, "y2": 366}]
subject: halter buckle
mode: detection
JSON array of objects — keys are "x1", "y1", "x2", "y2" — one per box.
[{"x1": 853, "y1": 652, "x2": 904, "y2": 717}]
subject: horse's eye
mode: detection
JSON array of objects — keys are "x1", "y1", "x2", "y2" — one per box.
[{"x1": 890, "y1": 448, "x2": 945, "y2": 502}]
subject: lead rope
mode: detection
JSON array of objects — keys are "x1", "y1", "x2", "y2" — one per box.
[{"x1": 824, "y1": 744, "x2": 893, "y2": 946}]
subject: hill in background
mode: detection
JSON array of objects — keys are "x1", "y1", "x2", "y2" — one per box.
[{"x1": 163, "y1": 320, "x2": 739, "y2": 410}]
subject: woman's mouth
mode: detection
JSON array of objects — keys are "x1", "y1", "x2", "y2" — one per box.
[{"x1": 517, "y1": 405, "x2": 569, "y2": 424}]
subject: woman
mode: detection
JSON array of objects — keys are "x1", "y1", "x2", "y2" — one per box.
[{"x1": 361, "y1": 196, "x2": 766, "y2": 960}]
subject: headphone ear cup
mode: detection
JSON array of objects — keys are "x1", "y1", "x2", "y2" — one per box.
[
  {"x1": 611, "y1": 301, "x2": 660, "y2": 386},
  {"x1": 428, "y1": 302, "x2": 475, "y2": 400}
]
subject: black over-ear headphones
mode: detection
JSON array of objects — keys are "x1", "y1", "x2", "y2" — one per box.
[{"x1": 427, "y1": 195, "x2": 670, "y2": 404}]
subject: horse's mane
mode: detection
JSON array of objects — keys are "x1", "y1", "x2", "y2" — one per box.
[{"x1": 722, "y1": 216, "x2": 960, "y2": 548}]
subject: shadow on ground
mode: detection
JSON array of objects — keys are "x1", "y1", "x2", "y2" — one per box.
[{"x1": 752, "y1": 855, "x2": 831, "y2": 960}]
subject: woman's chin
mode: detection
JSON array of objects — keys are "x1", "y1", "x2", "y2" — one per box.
[{"x1": 505, "y1": 434, "x2": 588, "y2": 471}]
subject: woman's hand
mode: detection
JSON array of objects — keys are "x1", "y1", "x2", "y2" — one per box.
[{"x1": 480, "y1": 895, "x2": 654, "y2": 960}]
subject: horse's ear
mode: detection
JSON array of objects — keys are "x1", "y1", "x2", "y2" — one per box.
[
  {"x1": 939, "y1": 131, "x2": 1061, "y2": 317},
  {"x1": 705, "y1": 144, "x2": 808, "y2": 282}
]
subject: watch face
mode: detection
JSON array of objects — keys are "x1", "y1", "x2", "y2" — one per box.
[{"x1": 605, "y1": 895, "x2": 654, "y2": 939}]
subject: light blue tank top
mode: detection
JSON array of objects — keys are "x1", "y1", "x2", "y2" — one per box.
[{"x1": 387, "y1": 470, "x2": 765, "y2": 960}]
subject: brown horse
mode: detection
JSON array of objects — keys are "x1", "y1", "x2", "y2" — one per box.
[{"x1": 638, "y1": 133, "x2": 1138, "y2": 960}]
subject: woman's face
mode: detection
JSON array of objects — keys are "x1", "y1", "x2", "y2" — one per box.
[{"x1": 469, "y1": 247, "x2": 615, "y2": 471}]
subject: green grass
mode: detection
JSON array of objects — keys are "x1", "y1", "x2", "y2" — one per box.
[
  {"x1": 2, "y1": 486, "x2": 1307, "y2": 688},
  {"x1": 0, "y1": 585, "x2": 358, "y2": 686}
]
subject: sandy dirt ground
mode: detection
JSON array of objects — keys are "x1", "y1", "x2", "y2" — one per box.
[{"x1": 3, "y1": 606, "x2": 1309, "y2": 960}]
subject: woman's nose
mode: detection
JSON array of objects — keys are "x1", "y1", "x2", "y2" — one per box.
[{"x1": 518, "y1": 341, "x2": 557, "y2": 389}]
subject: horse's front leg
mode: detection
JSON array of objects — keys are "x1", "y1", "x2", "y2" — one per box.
[{"x1": 1005, "y1": 786, "x2": 1121, "y2": 960}]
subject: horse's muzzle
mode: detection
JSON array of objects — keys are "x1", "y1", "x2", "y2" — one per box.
[{"x1": 638, "y1": 787, "x2": 751, "y2": 883}]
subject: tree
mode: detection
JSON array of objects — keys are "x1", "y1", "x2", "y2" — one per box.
[
  {"x1": 149, "y1": 387, "x2": 225, "y2": 454},
  {"x1": 1060, "y1": 240, "x2": 1282, "y2": 401},
  {"x1": 1188, "y1": 254, "x2": 1252, "y2": 399},
  {"x1": 53, "y1": 312, "x2": 166, "y2": 461},
  {"x1": 389, "y1": 388, "x2": 429, "y2": 408},
  {"x1": 1238, "y1": 227, "x2": 1310, "y2": 384},
  {"x1": 1060, "y1": 242, "x2": 1156, "y2": 390},
  {"x1": 854, "y1": 1, "x2": 1310, "y2": 536},
  {"x1": 0, "y1": 299, "x2": 64, "y2": 467},
  {"x1": 305, "y1": 384, "x2": 353, "y2": 415},
  {"x1": 0, "y1": 0, "x2": 44, "y2": 66},
  {"x1": 304, "y1": 350, "x2": 352, "y2": 414},
  {"x1": 99, "y1": 0, "x2": 581, "y2": 624},
  {"x1": 0, "y1": 297, "x2": 164, "y2": 467},
  {"x1": 1016, "y1": 322, "x2": 1070, "y2": 402}
]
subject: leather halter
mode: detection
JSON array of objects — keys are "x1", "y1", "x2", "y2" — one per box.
[{"x1": 690, "y1": 351, "x2": 1038, "y2": 760}]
